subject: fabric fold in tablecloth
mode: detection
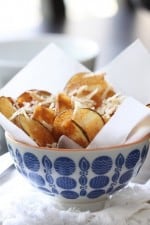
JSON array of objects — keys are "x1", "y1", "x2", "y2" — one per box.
[{"x1": 0, "y1": 171, "x2": 150, "y2": 225}]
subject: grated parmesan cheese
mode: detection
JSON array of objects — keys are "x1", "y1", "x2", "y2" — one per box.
[{"x1": 97, "y1": 93, "x2": 125, "y2": 122}]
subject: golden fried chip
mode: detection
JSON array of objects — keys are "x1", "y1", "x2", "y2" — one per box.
[
  {"x1": 0, "y1": 96, "x2": 16, "y2": 118},
  {"x1": 32, "y1": 105, "x2": 56, "y2": 131},
  {"x1": 17, "y1": 114, "x2": 55, "y2": 147},
  {"x1": 64, "y1": 72, "x2": 115, "y2": 107},
  {"x1": 72, "y1": 108, "x2": 104, "y2": 141},
  {"x1": 55, "y1": 92, "x2": 73, "y2": 114},
  {"x1": 17, "y1": 89, "x2": 52, "y2": 107},
  {"x1": 53, "y1": 109, "x2": 89, "y2": 147},
  {"x1": 17, "y1": 92, "x2": 33, "y2": 107},
  {"x1": 64, "y1": 72, "x2": 87, "y2": 90}
]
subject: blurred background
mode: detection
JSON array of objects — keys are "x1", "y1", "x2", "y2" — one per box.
[{"x1": 0, "y1": 0, "x2": 149, "y2": 68}]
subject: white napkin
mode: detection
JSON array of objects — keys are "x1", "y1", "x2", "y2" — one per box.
[{"x1": 1, "y1": 171, "x2": 150, "y2": 225}]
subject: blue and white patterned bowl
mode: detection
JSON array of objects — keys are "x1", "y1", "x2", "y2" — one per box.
[{"x1": 5, "y1": 132, "x2": 150, "y2": 211}]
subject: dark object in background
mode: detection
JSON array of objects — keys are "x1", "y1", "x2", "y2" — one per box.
[
  {"x1": 126, "y1": 0, "x2": 150, "y2": 9},
  {"x1": 41, "y1": 0, "x2": 66, "y2": 23},
  {"x1": 141, "y1": 0, "x2": 150, "y2": 9},
  {"x1": 51, "y1": 0, "x2": 66, "y2": 21},
  {"x1": 40, "y1": 0, "x2": 66, "y2": 33}
]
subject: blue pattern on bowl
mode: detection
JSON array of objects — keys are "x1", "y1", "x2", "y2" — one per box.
[
  {"x1": 125, "y1": 149, "x2": 140, "y2": 169},
  {"x1": 87, "y1": 189, "x2": 105, "y2": 199},
  {"x1": 90, "y1": 176, "x2": 109, "y2": 189},
  {"x1": 119, "y1": 169, "x2": 134, "y2": 184},
  {"x1": 6, "y1": 136, "x2": 149, "y2": 203},
  {"x1": 92, "y1": 156, "x2": 113, "y2": 175},
  {"x1": 56, "y1": 177, "x2": 77, "y2": 189},
  {"x1": 28, "y1": 172, "x2": 45, "y2": 186},
  {"x1": 54, "y1": 157, "x2": 75, "y2": 175},
  {"x1": 23, "y1": 152, "x2": 40, "y2": 171},
  {"x1": 61, "y1": 190, "x2": 79, "y2": 199}
]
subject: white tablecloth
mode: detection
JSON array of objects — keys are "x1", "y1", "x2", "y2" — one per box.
[{"x1": 1, "y1": 170, "x2": 150, "y2": 225}]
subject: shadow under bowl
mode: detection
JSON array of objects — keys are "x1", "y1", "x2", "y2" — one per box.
[{"x1": 5, "y1": 132, "x2": 150, "y2": 211}]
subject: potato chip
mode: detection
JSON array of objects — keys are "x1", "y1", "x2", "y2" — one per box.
[
  {"x1": 0, "y1": 96, "x2": 16, "y2": 118},
  {"x1": 72, "y1": 108, "x2": 104, "y2": 141},
  {"x1": 17, "y1": 89, "x2": 52, "y2": 107},
  {"x1": 17, "y1": 114, "x2": 55, "y2": 146},
  {"x1": 33, "y1": 105, "x2": 56, "y2": 131},
  {"x1": 53, "y1": 109, "x2": 89, "y2": 147},
  {"x1": 64, "y1": 72, "x2": 115, "y2": 107},
  {"x1": 55, "y1": 92, "x2": 73, "y2": 114}
]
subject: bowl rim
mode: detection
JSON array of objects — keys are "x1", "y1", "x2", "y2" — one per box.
[{"x1": 5, "y1": 131, "x2": 150, "y2": 152}]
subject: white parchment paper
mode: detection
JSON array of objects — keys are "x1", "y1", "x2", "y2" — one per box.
[{"x1": 105, "y1": 40, "x2": 150, "y2": 105}]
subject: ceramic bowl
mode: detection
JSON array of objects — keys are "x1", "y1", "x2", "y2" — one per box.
[{"x1": 5, "y1": 132, "x2": 149, "y2": 211}]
